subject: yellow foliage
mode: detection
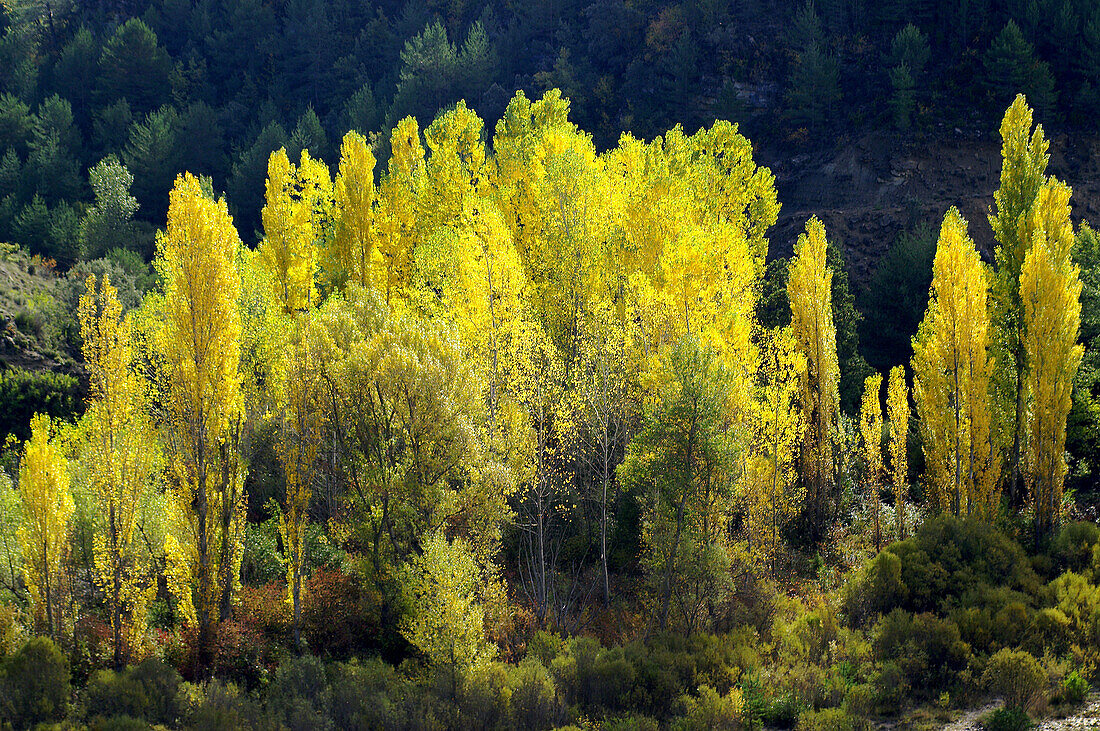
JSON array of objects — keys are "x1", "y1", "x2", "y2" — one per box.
[
  {"x1": 1022, "y1": 180, "x2": 1082, "y2": 537},
  {"x1": 79, "y1": 274, "x2": 158, "y2": 664},
  {"x1": 886, "y1": 365, "x2": 910, "y2": 539},
  {"x1": 913, "y1": 207, "x2": 1000, "y2": 518},
  {"x1": 788, "y1": 217, "x2": 840, "y2": 539},
  {"x1": 18, "y1": 413, "x2": 73, "y2": 639}
]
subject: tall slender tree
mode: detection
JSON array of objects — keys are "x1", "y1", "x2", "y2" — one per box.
[
  {"x1": 913, "y1": 208, "x2": 1000, "y2": 518},
  {"x1": 1022, "y1": 181, "x2": 1082, "y2": 538},
  {"x1": 80, "y1": 274, "x2": 157, "y2": 667},
  {"x1": 18, "y1": 414, "x2": 73, "y2": 641},
  {"x1": 788, "y1": 217, "x2": 840, "y2": 542},
  {"x1": 156, "y1": 173, "x2": 246, "y2": 671},
  {"x1": 860, "y1": 373, "x2": 884, "y2": 550},
  {"x1": 989, "y1": 95, "x2": 1050, "y2": 506},
  {"x1": 886, "y1": 365, "x2": 910, "y2": 539}
]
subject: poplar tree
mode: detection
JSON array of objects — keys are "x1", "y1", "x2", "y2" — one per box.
[
  {"x1": 156, "y1": 173, "x2": 246, "y2": 671},
  {"x1": 886, "y1": 365, "x2": 910, "y2": 539},
  {"x1": 788, "y1": 217, "x2": 840, "y2": 542},
  {"x1": 18, "y1": 414, "x2": 73, "y2": 641},
  {"x1": 742, "y1": 328, "x2": 805, "y2": 576},
  {"x1": 860, "y1": 373, "x2": 884, "y2": 550},
  {"x1": 330, "y1": 130, "x2": 378, "y2": 291},
  {"x1": 80, "y1": 274, "x2": 157, "y2": 667},
  {"x1": 989, "y1": 95, "x2": 1050, "y2": 505},
  {"x1": 1021, "y1": 181, "x2": 1082, "y2": 538},
  {"x1": 913, "y1": 208, "x2": 1000, "y2": 518}
]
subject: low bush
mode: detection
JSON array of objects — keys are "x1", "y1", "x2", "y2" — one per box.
[
  {"x1": 673, "y1": 684, "x2": 745, "y2": 730},
  {"x1": 983, "y1": 648, "x2": 1047, "y2": 714},
  {"x1": 1060, "y1": 670, "x2": 1089, "y2": 705},
  {"x1": 0, "y1": 636, "x2": 71, "y2": 727},
  {"x1": 873, "y1": 609, "x2": 970, "y2": 695},
  {"x1": 796, "y1": 707, "x2": 856, "y2": 731},
  {"x1": 981, "y1": 706, "x2": 1032, "y2": 731}
]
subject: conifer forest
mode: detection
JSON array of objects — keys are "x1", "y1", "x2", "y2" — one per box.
[{"x1": 3, "y1": 0, "x2": 1100, "y2": 729}]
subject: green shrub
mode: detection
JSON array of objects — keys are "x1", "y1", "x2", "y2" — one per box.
[
  {"x1": 508, "y1": 659, "x2": 566, "y2": 730},
  {"x1": 983, "y1": 648, "x2": 1047, "y2": 714},
  {"x1": 184, "y1": 680, "x2": 255, "y2": 731},
  {"x1": 330, "y1": 658, "x2": 409, "y2": 729},
  {"x1": 0, "y1": 636, "x2": 71, "y2": 727},
  {"x1": 872, "y1": 662, "x2": 910, "y2": 714},
  {"x1": 796, "y1": 707, "x2": 855, "y2": 731},
  {"x1": 1053, "y1": 523, "x2": 1100, "y2": 574},
  {"x1": 264, "y1": 654, "x2": 333, "y2": 730},
  {"x1": 1061, "y1": 670, "x2": 1089, "y2": 705},
  {"x1": 457, "y1": 662, "x2": 509, "y2": 728},
  {"x1": 89, "y1": 716, "x2": 152, "y2": 731},
  {"x1": 981, "y1": 706, "x2": 1032, "y2": 731},
  {"x1": 83, "y1": 658, "x2": 183, "y2": 725},
  {"x1": 673, "y1": 684, "x2": 745, "y2": 730},
  {"x1": 873, "y1": 609, "x2": 970, "y2": 694}
]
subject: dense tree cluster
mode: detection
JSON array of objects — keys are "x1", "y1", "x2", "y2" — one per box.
[
  {"x1": 0, "y1": 0, "x2": 1099, "y2": 268},
  {"x1": 0, "y1": 70, "x2": 1098, "y2": 725}
]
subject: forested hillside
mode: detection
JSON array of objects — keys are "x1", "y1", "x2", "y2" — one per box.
[{"x1": 1, "y1": 1, "x2": 1100, "y2": 730}]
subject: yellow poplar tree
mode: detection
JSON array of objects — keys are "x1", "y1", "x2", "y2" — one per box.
[
  {"x1": 913, "y1": 208, "x2": 1000, "y2": 518},
  {"x1": 259, "y1": 149, "x2": 332, "y2": 313},
  {"x1": 989, "y1": 94, "x2": 1050, "y2": 502},
  {"x1": 80, "y1": 274, "x2": 158, "y2": 667},
  {"x1": 18, "y1": 413, "x2": 73, "y2": 640},
  {"x1": 860, "y1": 373, "x2": 884, "y2": 550},
  {"x1": 1021, "y1": 181, "x2": 1082, "y2": 538},
  {"x1": 886, "y1": 365, "x2": 910, "y2": 539},
  {"x1": 742, "y1": 328, "x2": 805, "y2": 576},
  {"x1": 374, "y1": 117, "x2": 425, "y2": 304},
  {"x1": 155, "y1": 172, "x2": 246, "y2": 669},
  {"x1": 275, "y1": 317, "x2": 324, "y2": 647},
  {"x1": 330, "y1": 131, "x2": 379, "y2": 290},
  {"x1": 788, "y1": 217, "x2": 840, "y2": 542}
]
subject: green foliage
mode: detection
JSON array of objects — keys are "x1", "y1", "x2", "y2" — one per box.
[
  {"x1": 1061, "y1": 670, "x2": 1089, "y2": 705},
  {"x1": 786, "y1": 42, "x2": 840, "y2": 128},
  {"x1": 83, "y1": 658, "x2": 184, "y2": 727},
  {"x1": 0, "y1": 366, "x2": 82, "y2": 443},
  {"x1": 96, "y1": 19, "x2": 173, "y2": 116},
  {"x1": 872, "y1": 609, "x2": 971, "y2": 694},
  {"x1": 81, "y1": 155, "x2": 140, "y2": 259},
  {"x1": 983, "y1": 648, "x2": 1047, "y2": 713},
  {"x1": 984, "y1": 22, "x2": 1057, "y2": 119},
  {"x1": 860, "y1": 225, "x2": 935, "y2": 372},
  {"x1": 982, "y1": 707, "x2": 1033, "y2": 731},
  {"x1": 0, "y1": 636, "x2": 71, "y2": 728}
]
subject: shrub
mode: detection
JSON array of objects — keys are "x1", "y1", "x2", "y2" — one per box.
[
  {"x1": 0, "y1": 636, "x2": 71, "y2": 727},
  {"x1": 300, "y1": 566, "x2": 389, "y2": 659},
  {"x1": 873, "y1": 609, "x2": 970, "y2": 694},
  {"x1": 508, "y1": 659, "x2": 567, "y2": 730},
  {"x1": 89, "y1": 716, "x2": 152, "y2": 731},
  {"x1": 0, "y1": 366, "x2": 82, "y2": 443},
  {"x1": 457, "y1": 662, "x2": 509, "y2": 729},
  {"x1": 796, "y1": 707, "x2": 855, "y2": 731},
  {"x1": 84, "y1": 658, "x2": 183, "y2": 725},
  {"x1": 184, "y1": 680, "x2": 256, "y2": 731},
  {"x1": 1061, "y1": 670, "x2": 1089, "y2": 705},
  {"x1": 981, "y1": 706, "x2": 1032, "y2": 731},
  {"x1": 983, "y1": 648, "x2": 1047, "y2": 714},
  {"x1": 264, "y1": 654, "x2": 333, "y2": 731},
  {"x1": 330, "y1": 658, "x2": 409, "y2": 729},
  {"x1": 673, "y1": 684, "x2": 745, "y2": 730},
  {"x1": 843, "y1": 550, "x2": 906, "y2": 626},
  {"x1": 1052, "y1": 523, "x2": 1100, "y2": 574}
]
